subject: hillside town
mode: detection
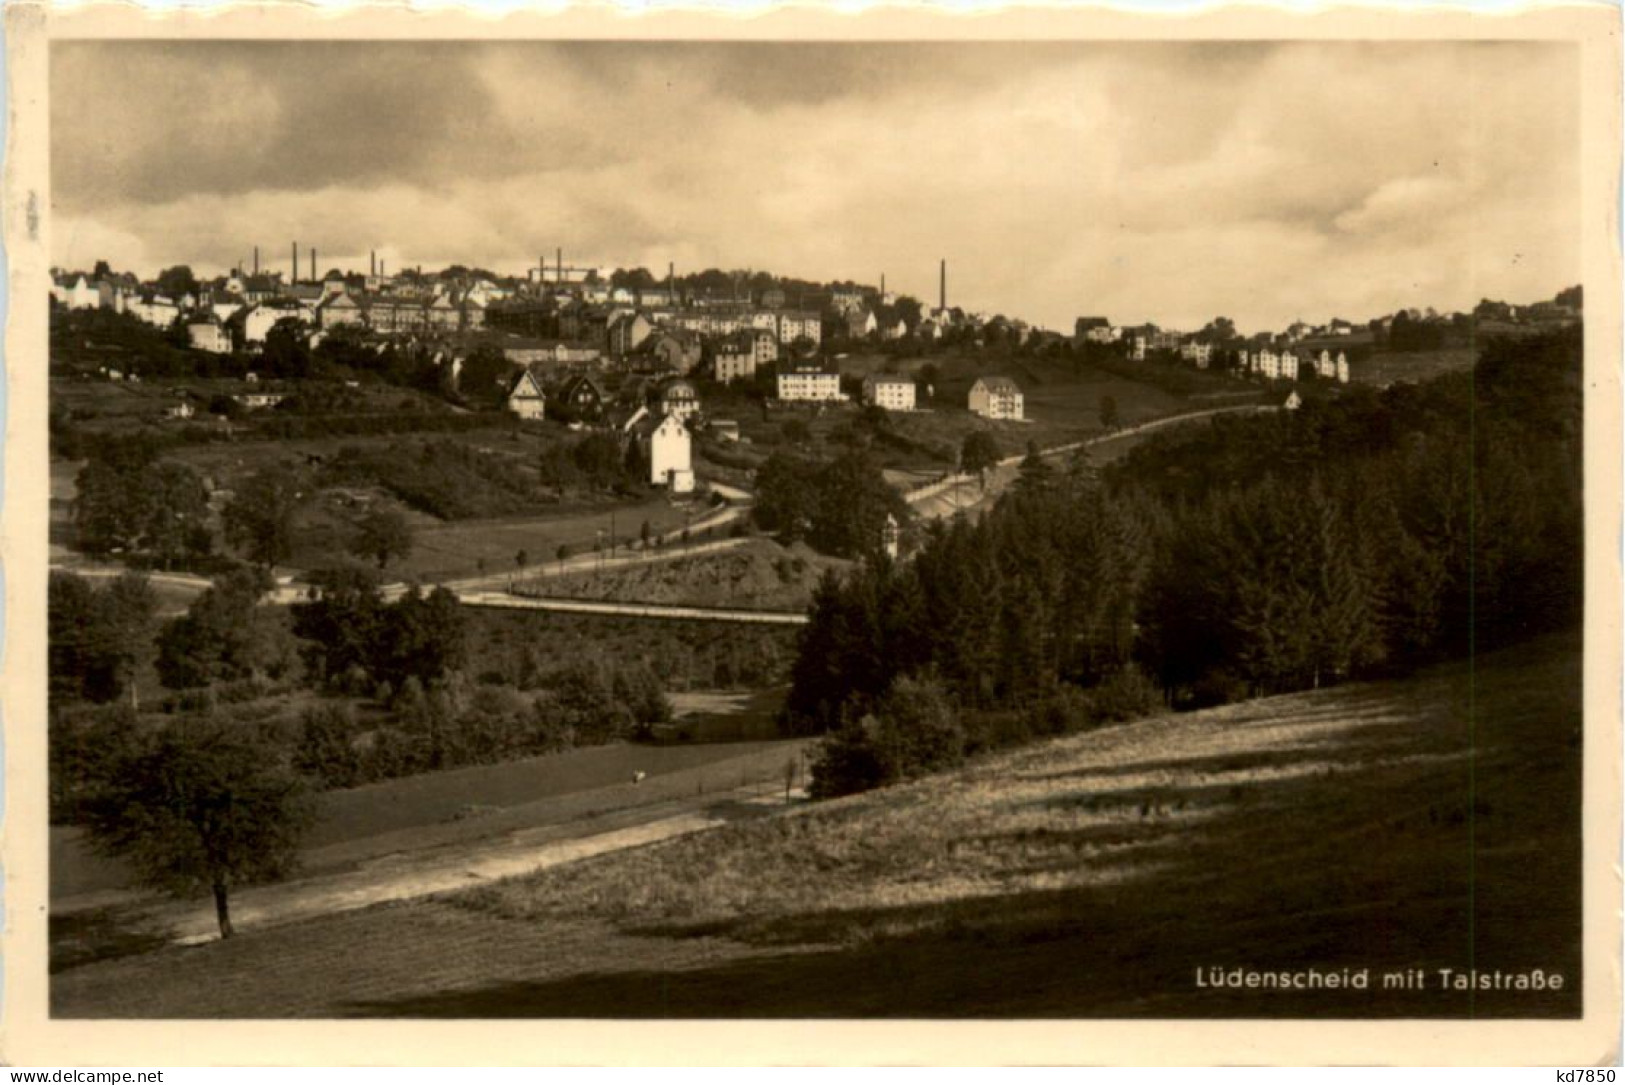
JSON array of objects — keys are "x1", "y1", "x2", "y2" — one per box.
[{"x1": 50, "y1": 248, "x2": 1583, "y2": 500}]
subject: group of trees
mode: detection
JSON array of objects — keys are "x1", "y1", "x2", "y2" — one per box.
[
  {"x1": 74, "y1": 439, "x2": 214, "y2": 568},
  {"x1": 49, "y1": 570, "x2": 158, "y2": 706},
  {"x1": 289, "y1": 563, "x2": 466, "y2": 694},
  {"x1": 154, "y1": 567, "x2": 298, "y2": 691},
  {"x1": 293, "y1": 660, "x2": 670, "y2": 789},
  {"x1": 535, "y1": 432, "x2": 647, "y2": 497},
  {"x1": 752, "y1": 449, "x2": 910, "y2": 560},
  {"x1": 791, "y1": 329, "x2": 1584, "y2": 796}
]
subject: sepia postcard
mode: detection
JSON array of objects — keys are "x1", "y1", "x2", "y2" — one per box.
[{"x1": 2, "y1": 1, "x2": 1620, "y2": 1067}]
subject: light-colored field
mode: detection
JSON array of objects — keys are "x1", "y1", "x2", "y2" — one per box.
[
  {"x1": 51, "y1": 637, "x2": 1580, "y2": 1018},
  {"x1": 1351, "y1": 349, "x2": 1477, "y2": 388},
  {"x1": 388, "y1": 498, "x2": 715, "y2": 583}
]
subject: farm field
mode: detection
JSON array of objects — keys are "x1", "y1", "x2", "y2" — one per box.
[{"x1": 50, "y1": 635, "x2": 1581, "y2": 1018}]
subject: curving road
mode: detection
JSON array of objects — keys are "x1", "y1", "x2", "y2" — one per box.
[{"x1": 906, "y1": 404, "x2": 1275, "y2": 522}]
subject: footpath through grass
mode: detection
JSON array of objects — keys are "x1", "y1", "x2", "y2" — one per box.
[{"x1": 52, "y1": 635, "x2": 1581, "y2": 1018}]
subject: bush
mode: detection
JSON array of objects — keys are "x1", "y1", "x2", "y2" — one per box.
[
  {"x1": 807, "y1": 718, "x2": 892, "y2": 799},
  {"x1": 294, "y1": 702, "x2": 363, "y2": 789},
  {"x1": 809, "y1": 676, "x2": 963, "y2": 798},
  {"x1": 1089, "y1": 665, "x2": 1161, "y2": 723},
  {"x1": 1188, "y1": 668, "x2": 1249, "y2": 710}
]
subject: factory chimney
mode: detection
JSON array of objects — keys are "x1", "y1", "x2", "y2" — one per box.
[
  {"x1": 939, "y1": 258, "x2": 946, "y2": 312},
  {"x1": 371, "y1": 251, "x2": 377, "y2": 277},
  {"x1": 310, "y1": 248, "x2": 317, "y2": 282},
  {"x1": 253, "y1": 246, "x2": 259, "y2": 277},
  {"x1": 557, "y1": 247, "x2": 563, "y2": 283},
  {"x1": 292, "y1": 242, "x2": 299, "y2": 285}
]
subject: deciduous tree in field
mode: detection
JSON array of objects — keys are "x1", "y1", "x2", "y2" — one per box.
[
  {"x1": 82, "y1": 713, "x2": 315, "y2": 939},
  {"x1": 1099, "y1": 393, "x2": 1120, "y2": 431},
  {"x1": 223, "y1": 466, "x2": 305, "y2": 569},
  {"x1": 155, "y1": 566, "x2": 292, "y2": 690}
]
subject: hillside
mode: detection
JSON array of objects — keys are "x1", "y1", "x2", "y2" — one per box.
[
  {"x1": 539, "y1": 539, "x2": 849, "y2": 612},
  {"x1": 52, "y1": 635, "x2": 1581, "y2": 1018}
]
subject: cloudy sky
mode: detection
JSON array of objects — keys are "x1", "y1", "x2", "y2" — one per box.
[{"x1": 51, "y1": 40, "x2": 1578, "y2": 332}]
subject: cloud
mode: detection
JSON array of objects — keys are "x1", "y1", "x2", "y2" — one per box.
[{"x1": 50, "y1": 40, "x2": 1579, "y2": 332}]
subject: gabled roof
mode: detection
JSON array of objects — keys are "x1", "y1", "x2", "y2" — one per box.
[
  {"x1": 973, "y1": 376, "x2": 1022, "y2": 394},
  {"x1": 508, "y1": 369, "x2": 547, "y2": 400},
  {"x1": 558, "y1": 372, "x2": 607, "y2": 400}
]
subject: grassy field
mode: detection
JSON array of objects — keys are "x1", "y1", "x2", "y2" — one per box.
[
  {"x1": 50, "y1": 635, "x2": 1581, "y2": 1018},
  {"x1": 1351, "y1": 349, "x2": 1478, "y2": 388},
  {"x1": 385, "y1": 497, "x2": 713, "y2": 584}
]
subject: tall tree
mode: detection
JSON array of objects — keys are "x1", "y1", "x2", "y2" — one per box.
[
  {"x1": 155, "y1": 265, "x2": 199, "y2": 300},
  {"x1": 959, "y1": 431, "x2": 1001, "y2": 489},
  {"x1": 82, "y1": 713, "x2": 315, "y2": 939},
  {"x1": 348, "y1": 507, "x2": 413, "y2": 571},
  {"x1": 223, "y1": 466, "x2": 305, "y2": 568},
  {"x1": 155, "y1": 567, "x2": 288, "y2": 690}
]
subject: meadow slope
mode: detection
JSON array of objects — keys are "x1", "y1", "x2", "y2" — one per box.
[{"x1": 52, "y1": 636, "x2": 1581, "y2": 1019}]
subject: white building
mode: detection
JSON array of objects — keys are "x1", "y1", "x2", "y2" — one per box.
[
  {"x1": 506, "y1": 369, "x2": 547, "y2": 420},
  {"x1": 1336, "y1": 353, "x2": 1351, "y2": 384},
  {"x1": 968, "y1": 376, "x2": 1024, "y2": 420},
  {"x1": 187, "y1": 319, "x2": 233, "y2": 354},
  {"x1": 776, "y1": 310, "x2": 822, "y2": 346},
  {"x1": 129, "y1": 295, "x2": 181, "y2": 328},
  {"x1": 649, "y1": 412, "x2": 694, "y2": 493},
  {"x1": 711, "y1": 344, "x2": 756, "y2": 384},
  {"x1": 53, "y1": 274, "x2": 100, "y2": 310},
  {"x1": 863, "y1": 374, "x2": 916, "y2": 411},
  {"x1": 1180, "y1": 341, "x2": 1214, "y2": 369},
  {"x1": 750, "y1": 328, "x2": 780, "y2": 368},
  {"x1": 777, "y1": 366, "x2": 844, "y2": 402}
]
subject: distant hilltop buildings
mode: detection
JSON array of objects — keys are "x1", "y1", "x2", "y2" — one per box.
[
  {"x1": 50, "y1": 244, "x2": 1579, "y2": 460},
  {"x1": 1073, "y1": 285, "x2": 1580, "y2": 387}
]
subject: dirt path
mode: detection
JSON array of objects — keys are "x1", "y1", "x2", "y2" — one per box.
[{"x1": 55, "y1": 748, "x2": 814, "y2": 953}]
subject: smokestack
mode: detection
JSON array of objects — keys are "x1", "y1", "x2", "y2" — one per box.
[
  {"x1": 939, "y1": 258, "x2": 946, "y2": 311},
  {"x1": 292, "y1": 242, "x2": 299, "y2": 285},
  {"x1": 311, "y1": 248, "x2": 317, "y2": 282},
  {"x1": 668, "y1": 261, "x2": 674, "y2": 301},
  {"x1": 557, "y1": 247, "x2": 563, "y2": 283},
  {"x1": 253, "y1": 246, "x2": 259, "y2": 276},
  {"x1": 881, "y1": 273, "x2": 886, "y2": 297},
  {"x1": 371, "y1": 251, "x2": 377, "y2": 277}
]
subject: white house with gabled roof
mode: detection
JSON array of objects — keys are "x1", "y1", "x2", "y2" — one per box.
[{"x1": 968, "y1": 376, "x2": 1023, "y2": 420}]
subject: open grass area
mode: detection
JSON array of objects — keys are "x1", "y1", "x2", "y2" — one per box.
[
  {"x1": 50, "y1": 635, "x2": 1581, "y2": 1018},
  {"x1": 383, "y1": 497, "x2": 711, "y2": 583},
  {"x1": 1351, "y1": 349, "x2": 1478, "y2": 388}
]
